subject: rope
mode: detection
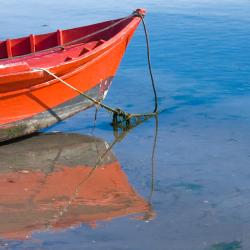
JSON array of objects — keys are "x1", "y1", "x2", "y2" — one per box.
[
  {"x1": 33, "y1": 12, "x2": 158, "y2": 129},
  {"x1": 59, "y1": 15, "x2": 134, "y2": 48},
  {"x1": 38, "y1": 68, "x2": 118, "y2": 114},
  {"x1": 137, "y1": 13, "x2": 158, "y2": 113}
]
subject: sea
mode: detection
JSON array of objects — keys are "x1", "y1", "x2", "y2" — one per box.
[{"x1": 0, "y1": 0, "x2": 250, "y2": 249}]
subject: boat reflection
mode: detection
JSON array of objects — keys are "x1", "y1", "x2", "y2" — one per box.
[{"x1": 0, "y1": 132, "x2": 154, "y2": 240}]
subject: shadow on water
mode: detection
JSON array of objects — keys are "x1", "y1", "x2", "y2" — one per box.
[
  {"x1": 0, "y1": 115, "x2": 158, "y2": 241},
  {"x1": 208, "y1": 241, "x2": 242, "y2": 250}
]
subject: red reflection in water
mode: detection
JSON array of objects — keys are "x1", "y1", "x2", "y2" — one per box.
[{"x1": 0, "y1": 133, "x2": 154, "y2": 239}]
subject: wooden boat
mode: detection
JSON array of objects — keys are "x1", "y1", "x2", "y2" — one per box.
[
  {"x1": 0, "y1": 132, "x2": 153, "y2": 239},
  {"x1": 0, "y1": 9, "x2": 145, "y2": 142}
]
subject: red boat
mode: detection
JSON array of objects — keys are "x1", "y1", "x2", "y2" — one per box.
[
  {"x1": 0, "y1": 9, "x2": 145, "y2": 142},
  {"x1": 0, "y1": 132, "x2": 154, "y2": 239}
]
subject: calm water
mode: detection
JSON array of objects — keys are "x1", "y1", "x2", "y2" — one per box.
[{"x1": 1, "y1": 1, "x2": 250, "y2": 249}]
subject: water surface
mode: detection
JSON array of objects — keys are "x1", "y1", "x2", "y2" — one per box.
[{"x1": 0, "y1": 1, "x2": 250, "y2": 249}]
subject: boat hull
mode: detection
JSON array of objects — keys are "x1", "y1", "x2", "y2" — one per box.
[
  {"x1": 0, "y1": 77, "x2": 112, "y2": 142},
  {"x1": 0, "y1": 17, "x2": 140, "y2": 142}
]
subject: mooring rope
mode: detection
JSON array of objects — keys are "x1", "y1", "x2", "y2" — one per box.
[
  {"x1": 136, "y1": 12, "x2": 158, "y2": 113},
  {"x1": 34, "y1": 11, "x2": 158, "y2": 129},
  {"x1": 38, "y1": 68, "x2": 118, "y2": 114}
]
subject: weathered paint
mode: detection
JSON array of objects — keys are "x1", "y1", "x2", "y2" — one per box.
[{"x1": 0, "y1": 77, "x2": 112, "y2": 142}]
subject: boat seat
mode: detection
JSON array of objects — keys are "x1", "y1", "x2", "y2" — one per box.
[{"x1": 0, "y1": 62, "x2": 30, "y2": 75}]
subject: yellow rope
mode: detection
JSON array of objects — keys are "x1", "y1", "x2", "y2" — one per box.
[
  {"x1": 39, "y1": 68, "x2": 118, "y2": 114},
  {"x1": 35, "y1": 67, "x2": 156, "y2": 129}
]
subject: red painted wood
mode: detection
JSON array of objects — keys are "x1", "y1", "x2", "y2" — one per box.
[
  {"x1": 11, "y1": 37, "x2": 30, "y2": 57},
  {"x1": 0, "y1": 9, "x2": 145, "y2": 140},
  {"x1": 29, "y1": 34, "x2": 36, "y2": 53},
  {"x1": 56, "y1": 29, "x2": 63, "y2": 46},
  {"x1": 6, "y1": 40, "x2": 12, "y2": 58}
]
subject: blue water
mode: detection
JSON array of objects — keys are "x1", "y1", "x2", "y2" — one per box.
[{"x1": 1, "y1": 1, "x2": 250, "y2": 249}]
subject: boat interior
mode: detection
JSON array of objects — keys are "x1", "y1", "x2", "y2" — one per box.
[{"x1": 0, "y1": 16, "x2": 133, "y2": 70}]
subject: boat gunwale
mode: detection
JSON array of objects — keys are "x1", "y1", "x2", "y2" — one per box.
[
  {"x1": 0, "y1": 16, "x2": 140, "y2": 99},
  {"x1": 0, "y1": 38, "x2": 121, "y2": 99},
  {"x1": 0, "y1": 15, "x2": 140, "y2": 87},
  {"x1": 0, "y1": 15, "x2": 137, "y2": 65},
  {"x1": 0, "y1": 16, "x2": 126, "y2": 62}
]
